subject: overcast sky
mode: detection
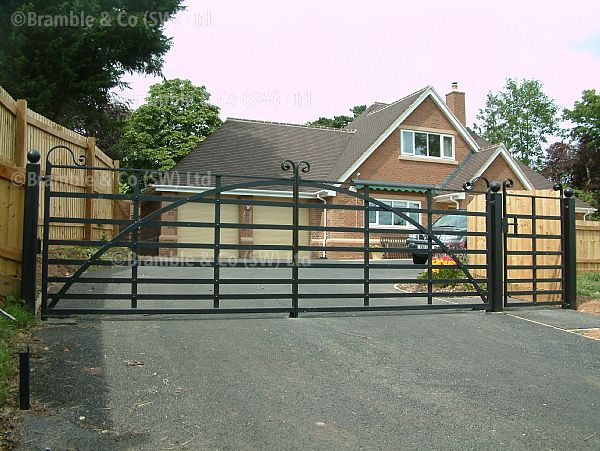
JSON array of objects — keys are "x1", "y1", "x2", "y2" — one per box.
[{"x1": 120, "y1": 0, "x2": 600, "y2": 128}]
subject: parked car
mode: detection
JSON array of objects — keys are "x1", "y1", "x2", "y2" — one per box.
[{"x1": 406, "y1": 213, "x2": 467, "y2": 264}]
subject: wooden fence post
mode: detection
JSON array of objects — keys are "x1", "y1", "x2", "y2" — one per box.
[
  {"x1": 15, "y1": 100, "x2": 27, "y2": 167},
  {"x1": 84, "y1": 137, "x2": 96, "y2": 240}
]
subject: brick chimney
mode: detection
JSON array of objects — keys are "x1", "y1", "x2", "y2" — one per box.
[{"x1": 445, "y1": 82, "x2": 466, "y2": 126}]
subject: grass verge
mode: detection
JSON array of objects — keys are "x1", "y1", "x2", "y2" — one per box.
[
  {"x1": 0, "y1": 296, "x2": 35, "y2": 405},
  {"x1": 577, "y1": 272, "x2": 600, "y2": 300}
]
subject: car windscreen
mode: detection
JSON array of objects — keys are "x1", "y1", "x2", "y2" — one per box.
[{"x1": 432, "y1": 213, "x2": 467, "y2": 229}]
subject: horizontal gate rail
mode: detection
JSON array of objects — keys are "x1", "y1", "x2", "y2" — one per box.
[
  {"x1": 50, "y1": 292, "x2": 485, "y2": 301},
  {"x1": 47, "y1": 276, "x2": 488, "y2": 285},
  {"x1": 46, "y1": 217, "x2": 490, "y2": 237},
  {"x1": 44, "y1": 258, "x2": 491, "y2": 270},
  {"x1": 46, "y1": 303, "x2": 489, "y2": 317}
]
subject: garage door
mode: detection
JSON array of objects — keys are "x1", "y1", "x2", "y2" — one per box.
[
  {"x1": 253, "y1": 198, "x2": 310, "y2": 261},
  {"x1": 177, "y1": 200, "x2": 239, "y2": 259}
]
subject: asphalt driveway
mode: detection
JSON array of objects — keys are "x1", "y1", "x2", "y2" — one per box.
[
  {"x1": 17, "y1": 264, "x2": 600, "y2": 450},
  {"x1": 49, "y1": 260, "x2": 484, "y2": 311}
]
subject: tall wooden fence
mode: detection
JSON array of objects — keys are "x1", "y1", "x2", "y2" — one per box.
[
  {"x1": 0, "y1": 86, "x2": 120, "y2": 296},
  {"x1": 576, "y1": 220, "x2": 600, "y2": 273},
  {"x1": 467, "y1": 190, "x2": 600, "y2": 304}
]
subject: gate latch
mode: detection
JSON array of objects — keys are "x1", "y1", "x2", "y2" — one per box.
[{"x1": 502, "y1": 217, "x2": 518, "y2": 234}]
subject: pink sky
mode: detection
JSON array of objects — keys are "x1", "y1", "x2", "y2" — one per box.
[{"x1": 121, "y1": 0, "x2": 600, "y2": 129}]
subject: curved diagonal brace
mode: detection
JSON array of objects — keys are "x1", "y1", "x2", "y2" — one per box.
[
  {"x1": 53, "y1": 175, "x2": 487, "y2": 305},
  {"x1": 304, "y1": 180, "x2": 488, "y2": 303},
  {"x1": 50, "y1": 178, "x2": 295, "y2": 306}
]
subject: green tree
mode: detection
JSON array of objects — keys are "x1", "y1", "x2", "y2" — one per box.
[
  {"x1": 308, "y1": 105, "x2": 366, "y2": 129},
  {"x1": 0, "y1": 0, "x2": 183, "y2": 154},
  {"x1": 561, "y1": 89, "x2": 600, "y2": 216},
  {"x1": 564, "y1": 89, "x2": 600, "y2": 153},
  {"x1": 117, "y1": 79, "x2": 221, "y2": 179},
  {"x1": 474, "y1": 78, "x2": 560, "y2": 169}
]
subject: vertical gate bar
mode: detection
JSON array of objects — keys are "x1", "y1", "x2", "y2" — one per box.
[
  {"x1": 131, "y1": 174, "x2": 140, "y2": 309},
  {"x1": 426, "y1": 190, "x2": 433, "y2": 305},
  {"x1": 290, "y1": 167, "x2": 300, "y2": 318},
  {"x1": 21, "y1": 151, "x2": 41, "y2": 312},
  {"x1": 40, "y1": 161, "x2": 53, "y2": 320},
  {"x1": 502, "y1": 189, "x2": 508, "y2": 307},
  {"x1": 562, "y1": 190, "x2": 577, "y2": 309},
  {"x1": 531, "y1": 196, "x2": 538, "y2": 304},
  {"x1": 213, "y1": 175, "x2": 221, "y2": 308},
  {"x1": 559, "y1": 189, "x2": 566, "y2": 304},
  {"x1": 487, "y1": 184, "x2": 504, "y2": 312},
  {"x1": 363, "y1": 185, "x2": 370, "y2": 306}
]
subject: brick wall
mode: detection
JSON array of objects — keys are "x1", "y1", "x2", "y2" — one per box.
[
  {"x1": 311, "y1": 190, "x2": 429, "y2": 259},
  {"x1": 350, "y1": 97, "x2": 472, "y2": 187},
  {"x1": 481, "y1": 154, "x2": 526, "y2": 190}
]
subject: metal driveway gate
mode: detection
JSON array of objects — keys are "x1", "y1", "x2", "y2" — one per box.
[{"x1": 19, "y1": 147, "x2": 577, "y2": 318}]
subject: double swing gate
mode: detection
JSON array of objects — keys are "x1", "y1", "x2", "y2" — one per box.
[{"x1": 19, "y1": 146, "x2": 577, "y2": 319}]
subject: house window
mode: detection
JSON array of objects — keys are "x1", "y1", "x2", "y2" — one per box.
[
  {"x1": 368, "y1": 199, "x2": 421, "y2": 228},
  {"x1": 401, "y1": 130, "x2": 454, "y2": 159}
]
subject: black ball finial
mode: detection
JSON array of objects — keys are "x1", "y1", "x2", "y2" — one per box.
[
  {"x1": 564, "y1": 187, "x2": 574, "y2": 198},
  {"x1": 490, "y1": 181, "x2": 501, "y2": 193},
  {"x1": 27, "y1": 149, "x2": 41, "y2": 164}
]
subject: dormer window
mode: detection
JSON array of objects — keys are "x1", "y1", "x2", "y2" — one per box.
[{"x1": 401, "y1": 130, "x2": 454, "y2": 159}]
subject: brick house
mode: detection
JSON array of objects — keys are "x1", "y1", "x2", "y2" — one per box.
[{"x1": 145, "y1": 83, "x2": 596, "y2": 260}]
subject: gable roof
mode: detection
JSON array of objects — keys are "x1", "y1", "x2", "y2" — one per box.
[
  {"x1": 172, "y1": 85, "x2": 481, "y2": 183},
  {"x1": 440, "y1": 144, "x2": 594, "y2": 210},
  {"x1": 170, "y1": 85, "x2": 592, "y2": 208},
  {"x1": 440, "y1": 145, "x2": 534, "y2": 191},
  {"x1": 467, "y1": 127, "x2": 494, "y2": 148},
  {"x1": 173, "y1": 118, "x2": 354, "y2": 181},
  {"x1": 333, "y1": 86, "x2": 480, "y2": 181}
]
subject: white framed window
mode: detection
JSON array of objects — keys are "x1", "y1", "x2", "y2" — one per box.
[
  {"x1": 401, "y1": 129, "x2": 454, "y2": 159},
  {"x1": 368, "y1": 199, "x2": 421, "y2": 228}
]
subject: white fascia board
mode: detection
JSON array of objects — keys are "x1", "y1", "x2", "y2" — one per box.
[
  {"x1": 472, "y1": 145, "x2": 535, "y2": 190},
  {"x1": 433, "y1": 192, "x2": 466, "y2": 202},
  {"x1": 150, "y1": 184, "x2": 333, "y2": 199},
  {"x1": 337, "y1": 86, "x2": 480, "y2": 183}
]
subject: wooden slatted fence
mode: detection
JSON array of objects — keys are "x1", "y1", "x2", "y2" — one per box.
[
  {"x1": 467, "y1": 190, "x2": 600, "y2": 304},
  {"x1": 0, "y1": 86, "x2": 120, "y2": 296}
]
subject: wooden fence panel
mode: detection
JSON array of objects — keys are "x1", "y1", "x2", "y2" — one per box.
[
  {"x1": 0, "y1": 87, "x2": 17, "y2": 162},
  {"x1": 466, "y1": 192, "x2": 487, "y2": 280},
  {"x1": 504, "y1": 190, "x2": 562, "y2": 302},
  {"x1": 0, "y1": 85, "x2": 119, "y2": 296},
  {"x1": 577, "y1": 221, "x2": 600, "y2": 273}
]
